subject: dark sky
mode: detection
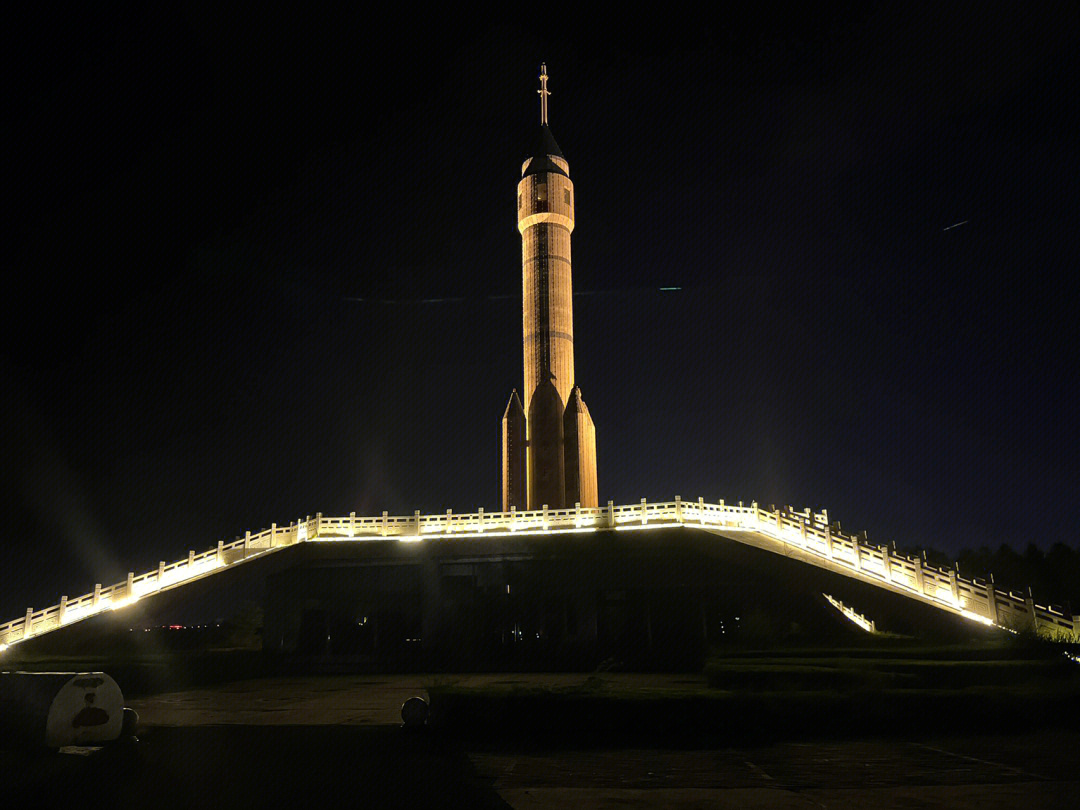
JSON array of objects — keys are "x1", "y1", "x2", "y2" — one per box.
[{"x1": 3, "y1": 8, "x2": 1079, "y2": 618}]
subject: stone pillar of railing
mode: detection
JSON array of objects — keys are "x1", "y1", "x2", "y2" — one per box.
[
  {"x1": 217, "y1": 540, "x2": 225, "y2": 563},
  {"x1": 949, "y1": 568, "x2": 960, "y2": 605},
  {"x1": 126, "y1": 572, "x2": 134, "y2": 598},
  {"x1": 244, "y1": 530, "x2": 251, "y2": 552},
  {"x1": 985, "y1": 579, "x2": 999, "y2": 624},
  {"x1": 851, "y1": 538, "x2": 862, "y2": 572},
  {"x1": 93, "y1": 583, "x2": 102, "y2": 606},
  {"x1": 913, "y1": 556, "x2": 925, "y2": 595},
  {"x1": 775, "y1": 509, "x2": 782, "y2": 530},
  {"x1": 188, "y1": 550, "x2": 196, "y2": 567},
  {"x1": 881, "y1": 546, "x2": 892, "y2": 583},
  {"x1": 510, "y1": 505, "x2": 517, "y2": 531},
  {"x1": 351, "y1": 511, "x2": 357, "y2": 537},
  {"x1": 270, "y1": 523, "x2": 277, "y2": 548},
  {"x1": 24, "y1": 608, "x2": 33, "y2": 637},
  {"x1": 641, "y1": 498, "x2": 648, "y2": 525},
  {"x1": 698, "y1": 497, "x2": 705, "y2": 524},
  {"x1": 823, "y1": 526, "x2": 834, "y2": 559},
  {"x1": 158, "y1": 561, "x2": 166, "y2": 583},
  {"x1": 542, "y1": 504, "x2": 549, "y2": 531},
  {"x1": 607, "y1": 500, "x2": 615, "y2": 527},
  {"x1": 58, "y1": 596, "x2": 67, "y2": 624},
  {"x1": 675, "y1": 496, "x2": 682, "y2": 523},
  {"x1": 1026, "y1": 589, "x2": 1039, "y2": 632},
  {"x1": 575, "y1": 502, "x2": 581, "y2": 528},
  {"x1": 800, "y1": 519, "x2": 807, "y2": 544},
  {"x1": 381, "y1": 511, "x2": 388, "y2": 536},
  {"x1": 414, "y1": 510, "x2": 421, "y2": 536},
  {"x1": 478, "y1": 507, "x2": 485, "y2": 532},
  {"x1": 447, "y1": 508, "x2": 453, "y2": 534},
  {"x1": 315, "y1": 512, "x2": 322, "y2": 536}
]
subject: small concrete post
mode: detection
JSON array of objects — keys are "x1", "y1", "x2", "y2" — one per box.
[
  {"x1": 24, "y1": 608, "x2": 33, "y2": 637},
  {"x1": 447, "y1": 508, "x2": 453, "y2": 534},
  {"x1": 698, "y1": 497, "x2": 705, "y2": 524},
  {"x1": 270, "y1": 523, "x2": 277, "y2": 548},
  {"x1": 188, "y1": 550, "x2": 196, "y2": 567},
  {"x1": 776, "y1": 509, "x2": 782, "y2": 530},
  {"x1": 641, "y1": 498, "x2": 648, "y2": 525},
  {"x1": 217, "y1": 540, "x2": 225, "y2": 563},
  {"x1": 824, "y1": 526, "x2": 834, "y2": 559},
  {"x1": 913, "y1": 556, "x2": 925, "y2": 595},
  {"x1": 158, "y1": 561, "x2": 166, "y2": 583},
  {"x1": 244, "y1": 530, "x2": 251, "y2": 551},
  {"x1": 351, "y1": 511, "x2": 357, "y2": 537},
  {"x1": 58, "y1": 596, "x2": 67, "y2": 624},
  {"x1": 126, "y1": 572, "x2": 134, "y2": 597},
  {"x1": 510, "y1": 505, "x2": 517, "y2": 531},
  {"x1": 93, "y1": 583, "x2": 102, "y2": 606},
  {"x1": 607, "y1": 500, "x2": 615, "y2": 527},
  {"x1": 414, "y1": 510, "x2": 421, "y2": 536},
  {"x1": 542, "y1": 504, "x2": 549, "y2": 530},
  {"x1": 575, "y1": 502, "x2": 581, "y2": 527},
  {"x1": 800, "y1": 520, "x2": 807, "y2": 543},
  {"x1": 852, "y1": 538, "x2": 862, "y2": 572},
  {"x1": 315, "y1": 512, "x2": 322, "y2": 536},
  {"x1": 949, "y1": 568, "x2": 960, "y2": 605},
  {"x1": 675, "y1": 495, "x2": 682, "y2": 523},
  {"x1": 881, "y1": 546, "x2": 892, "y2": 583},
  {"x1": 478, "y1": 507, "x2": 485, "y2": 532},
  {"x1": 380, "y1": 511, "x2": 387, "y2": 536}
]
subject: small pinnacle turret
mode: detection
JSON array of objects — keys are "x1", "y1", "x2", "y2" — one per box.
[{"x1": 501, "y1": 64, "x2": 598, "y2": 511}]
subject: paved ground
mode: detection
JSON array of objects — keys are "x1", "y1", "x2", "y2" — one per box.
[
  {"x1": 126, "y1": 672, "x2": 707, "y2": 726},
  {"x1": 469, "y1": 737, "x2": 1080, "y2": 808},
  {"x1": 6, "y1": 675, "x2": 1080, "y2": 809}
]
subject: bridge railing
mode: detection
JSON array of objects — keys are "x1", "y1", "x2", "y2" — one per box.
[{"x1": 3, "y1": 498, "x2": 1076, "y2": 648}]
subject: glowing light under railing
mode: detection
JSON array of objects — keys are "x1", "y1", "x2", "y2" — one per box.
[
  {"x1": 108, "y1": 596, "x2": 139, "y2": 611},
  {"x1": 395, "y1": 526, "x2": 602, "y2": 542},
  {"x1": 959, "y1": 609, "x2": 995, "y2": 626},
  {"x1": 0, "y1": 643, "x2": 8, "y2": 652},
  {"x1": 60, "y1": 602, "x2": 95, "y2": 624}
]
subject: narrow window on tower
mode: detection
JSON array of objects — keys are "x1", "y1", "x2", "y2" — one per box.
[
  {"x1": 536, "y1": 183, "x2": 547, "y2": 202},
  {"x1": 518, "y1": 193, "x2": 522, "y2": 210},
  {"x1": 564, "y1": 189, "x2": 571, "y2": 206}
]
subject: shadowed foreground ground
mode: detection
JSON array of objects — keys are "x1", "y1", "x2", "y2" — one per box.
[{"x1": 5, "y1": 675, "x2": 1080, "y2": 809}]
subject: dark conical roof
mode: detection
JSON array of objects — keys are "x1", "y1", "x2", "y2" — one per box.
[
  {"x1": 534, "y1": 124, "x2": 563, "y2": 159},
  {"x1": 523, "y1": 124, "x2": 568, "y2": 178}
]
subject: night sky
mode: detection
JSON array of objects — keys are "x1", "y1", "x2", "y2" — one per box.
[{"x1": 4, "y1": 8, "x2": 1079, "y2": 619}]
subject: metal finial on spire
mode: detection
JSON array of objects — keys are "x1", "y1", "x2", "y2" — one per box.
[{"x1": 538, "y1": 63, "x2": 550, "y2": 125}]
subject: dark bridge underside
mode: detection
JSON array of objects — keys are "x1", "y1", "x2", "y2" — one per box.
[{"x1": 260, "y1": 528, "x2": 987, "y2": 671}]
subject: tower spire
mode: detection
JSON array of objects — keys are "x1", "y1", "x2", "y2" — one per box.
[{"x1": 538, "y1": 63, "x2": 550, "y2": 125}]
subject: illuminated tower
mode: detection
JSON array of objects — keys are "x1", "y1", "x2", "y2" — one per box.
[{"x1": 502, "y1": 64, "x2": 598, "y2": 511}]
